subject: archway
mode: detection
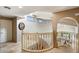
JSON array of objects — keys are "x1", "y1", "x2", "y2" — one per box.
[{"x1": 57, "y1": 17, "x2": 78, "y2": 51}]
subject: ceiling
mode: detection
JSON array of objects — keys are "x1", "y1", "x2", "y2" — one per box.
[{"x1": 0, "y1": 6, "x2": 78, "y2": 17}]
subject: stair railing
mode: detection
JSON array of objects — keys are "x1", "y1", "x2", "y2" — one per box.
[{"x1": 22, "y1": 32, "x2": 53, "y2": 52}]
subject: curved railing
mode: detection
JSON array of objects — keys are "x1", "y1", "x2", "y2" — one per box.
[{"x1": 22, "y1": 32, "x2": 53, "y2": 52}]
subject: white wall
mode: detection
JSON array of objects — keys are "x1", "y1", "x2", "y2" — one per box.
[
  {"x1": 17, "y1": 18, "x2": 52, "y2": 33},
  {"x1": 17, "y1": 16, "x2": 52, "y2": 44}
]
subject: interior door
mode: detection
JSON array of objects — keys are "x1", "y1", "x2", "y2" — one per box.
[
  {"x1": 0, "y1": 20, "x2": 12, "y2": 43},
  {"x1": 0, "y1": 20, "x2": 7, "y2": 43}
]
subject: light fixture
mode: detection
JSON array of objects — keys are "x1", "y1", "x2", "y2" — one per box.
[{"x1": 19, "y1": 6, "x2": 23, "y2": 8}]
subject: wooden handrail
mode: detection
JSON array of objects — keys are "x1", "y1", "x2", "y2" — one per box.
[{"x1": 23, "y1": 32, "x2": 52, "y2": 34}]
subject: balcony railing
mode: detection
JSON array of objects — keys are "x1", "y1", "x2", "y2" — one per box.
[{"x1": 22, "y1": 32, "x2": 53, "y2": 52}]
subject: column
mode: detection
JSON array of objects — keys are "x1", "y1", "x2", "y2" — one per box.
[
  {"x1": 52, "y1": 17, "x2": 58, "y2": 48},
  {"x1": 12, "y1": 18, "x2": 17, "y2": 42}
]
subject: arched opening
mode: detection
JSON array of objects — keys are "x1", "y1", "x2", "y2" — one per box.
[{"x1": 57, "y1": 17, "x2": 78, "y2": 51}]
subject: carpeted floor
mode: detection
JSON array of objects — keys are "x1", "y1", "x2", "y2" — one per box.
[{"x1": 0, "y1": 42, "x2": 78, "y2": 53}]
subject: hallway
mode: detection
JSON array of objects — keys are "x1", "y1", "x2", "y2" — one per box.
[{"x1": 0, "y1": 42, "x2": 77, "y2": 53}]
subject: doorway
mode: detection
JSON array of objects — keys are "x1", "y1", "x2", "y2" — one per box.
[
  {"x1": 0, "y1": 20, "x2": 12, "y2": 43},
  {"x1": 57, "y1": 17, "x2": 78, "y2": 50}
]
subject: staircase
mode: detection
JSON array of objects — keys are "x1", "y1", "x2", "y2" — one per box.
[{"x1": 28, "y1": 38, "x2": 49, "y2": 50}]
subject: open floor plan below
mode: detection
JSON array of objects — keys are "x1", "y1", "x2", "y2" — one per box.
[{"x1": 0, "y1": 6, "x2": 79, "y2": 53}]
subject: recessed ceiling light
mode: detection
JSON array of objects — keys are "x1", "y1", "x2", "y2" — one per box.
[{"x1": 19, "y1": 6, "x2": 23, "y2": 8}]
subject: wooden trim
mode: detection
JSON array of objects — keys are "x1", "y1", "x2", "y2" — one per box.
[
  {"x1": 23, "y1": 32, "x2": 52, "y2": 34},
  {"x1": 12, "y1": 18, "x2": 17, "y2": 42},
  {"x1": 22, "y1": 46, "x2": 53, "y2": 53},
  {"x1": 55, "y1": 7, "x2": 79, "y2": 13},
  {"x1": 0, "y1": 15, "x2": 17, "y2": 20}
]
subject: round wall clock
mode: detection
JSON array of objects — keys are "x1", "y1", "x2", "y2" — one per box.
[{"x1": 18, "y1": 22, "x2": 25, "y2": 30}]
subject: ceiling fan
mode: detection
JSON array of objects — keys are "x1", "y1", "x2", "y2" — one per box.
[
  {"x1": 32, "y1": 15, "x2": 43, "y2": 22},
  {"x1": 3, "y1": 6, "x2": 11, "y2": 10}
]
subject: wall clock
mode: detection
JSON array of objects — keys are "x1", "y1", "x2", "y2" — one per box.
[{"x1": 18, "y1": 22, "x2": 25, "y2": 30}]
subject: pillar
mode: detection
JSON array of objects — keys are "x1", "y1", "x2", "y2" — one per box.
[
  {"x1": 12, "y1": 18, "x2": 17, "y2": 42},
  {"x1": 52, "y1": 17, "x2": 58, "y2": 48}
]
